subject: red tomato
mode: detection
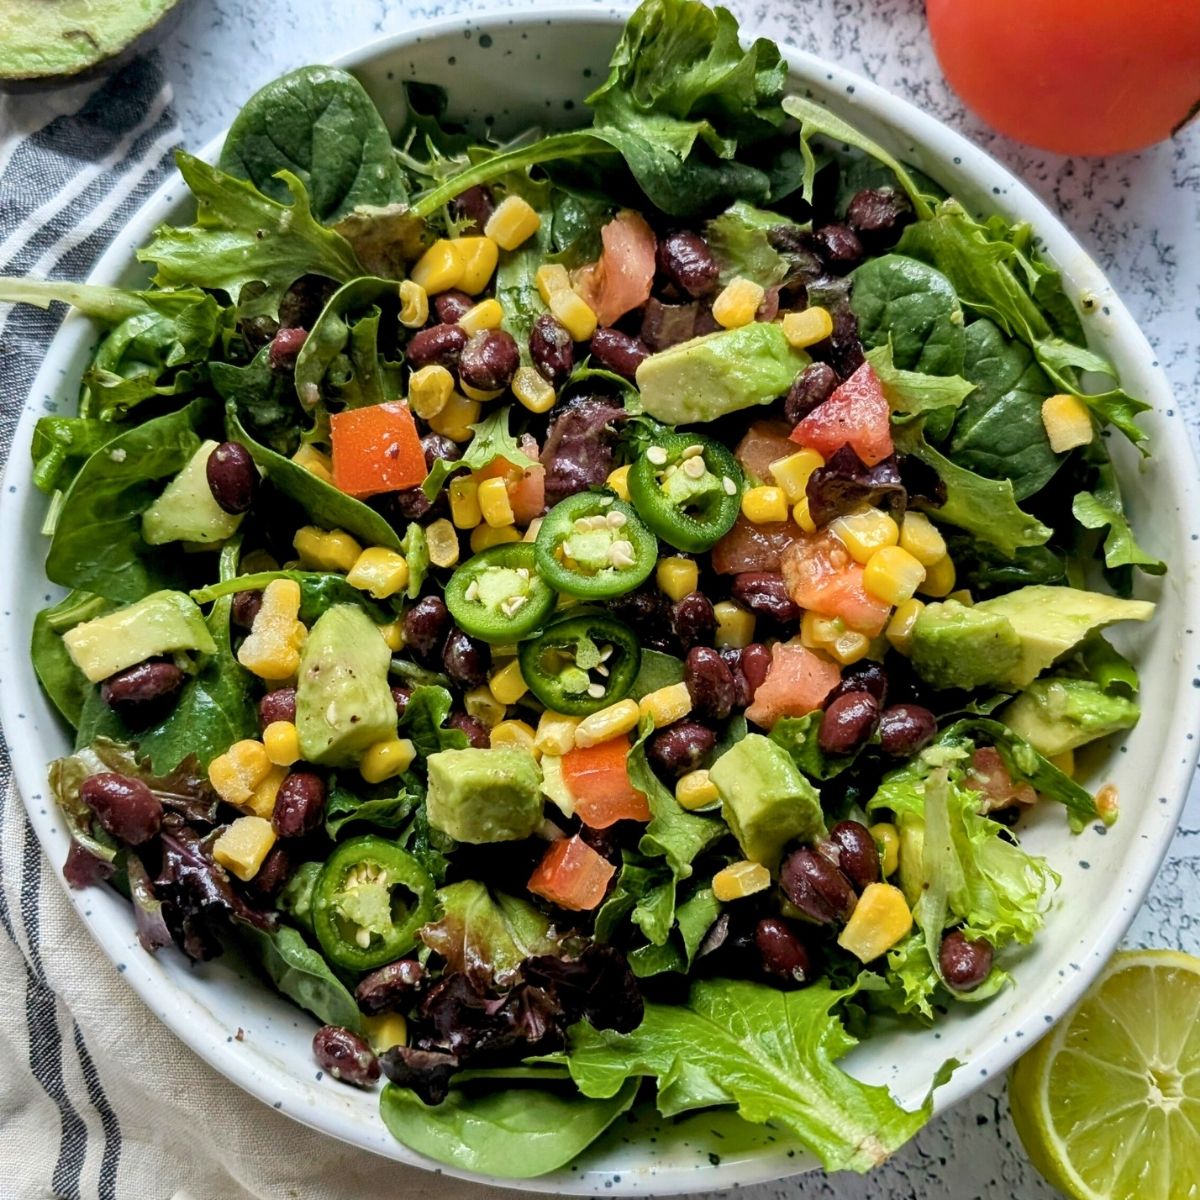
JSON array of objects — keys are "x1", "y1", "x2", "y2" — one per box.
[
  {"x1": 329, "y1": 401, "x2": 426, "y2": 499},
  {"x1": 781, "y1": 531, "x2": 893, "y2": 637},
  {"x1": 745, "y1": 640, "x2": 841, "y2": 729},
  {"x1": 712, "y1": 514, "x2": 802, "y2": 575},
  {"x1": 734, "y1": 420, "x2": 798, "y2": 485},
  {"x1": 926, "y1": 0, "x2": 1200, "y2": 156},
  {"x1": 968, "y1": 747, "x2": 1037, "y2": 813},
  {"x1": 561, "y1": 736, "x2": 650, "y2": 828},
  {"x1": 475, "y1": 447, "x2": 545, "y2": 527},
  {"x1": 571, "y1": 210, "x2": 657, "y2": 327},
  {"x1": 528, "y1": 835, "x2": 615, "y2": 911},
  {"x1": 791, "y1": 363, "x2": 893, "y2": 468}
]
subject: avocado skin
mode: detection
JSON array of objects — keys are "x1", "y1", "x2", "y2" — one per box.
[
  {"x1": 909, "y1": 600, "x2": 1023, "y2": 692},
  {"x1": 1002, "y1": 678, "x2": 1140, "y2": 757},
  {"x1": 426, "y1": 747, "x2": 544, "y2": 843}
]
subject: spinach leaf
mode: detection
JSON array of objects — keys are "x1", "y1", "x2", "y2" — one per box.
[
  {"x1": 1070, "y1": 443, "x2": 1165, "y2": 577},
  {"x1": 32, "y1": 591, "x2": 112, "y2": 727},
  {"x1": 31, "y1": 417, "x2": 125, "y2": 496},
  {"x1": 769, "y1": 712, "x2": 862, "y2": 782},
  {"x1": 219, "y1": 66, "x2": 406, "y2": 225},
  {"x1": 628, "y1": 649, "x2": 685, "y2": 700},
  {"x1": 420, "y1": 406, "x2": 538, "y2": 501},
  {"x1": 628, "y1": 883, "x2": 721, "y2": 978},
  {"x1": 705, "y1": 201, "x2": 789, "y2": 287},
  {"x1": 401, "y1": 685, "x2": 469, "y2": 759},
  {"x1": 210, "y1": 345, "x2": 303, "y2": 457},
  {"x1": 944, "y1": 535, "x2": 1066, "y2": 593},
  {"x1": 191, "y1": 570, "x2": 392, "y2": 624},
  {"x1": 324, "y1": 783, "x2": 415, "y2": 839}
]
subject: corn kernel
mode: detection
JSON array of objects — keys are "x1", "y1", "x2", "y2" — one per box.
[
  {"x1": 1049, "y1": 748, "x2": 1075, "y2": 778},
  {"x1": 535, "y1": 711, "x2": 581, "y2": 757},
  {"x1": 768, "y1": 448, "x2": 824, "y2": 503},
  {"x1": 490, "y1": 719, "x2": 538, "y2": 755},
  {"x1": 639, "y1": 682, "x2": 693, "y2": 729},
  {"x1": 291, "y1": 443, "x2": 333, "y2": 485},
  {"x1": 512, "y1": 365, "x2": 557, "y2": 414},
  {"x1": 485, "y1": 194, "x2": 541, "y2": 250},
  {"x1": 410, "y1": 238, "x2": 464, "y2": 294},
  {"x1": 782, "y1": 305, "x2": 834, "y2": 349},
  {"x1": 238, "y1": 579, "x2": 306, "y2": 680},
  {"x1": 741, "y1": 485, "x2": 789, "y2": 526},
  {"x1": 360, "y1": 737, "x2": 417, "y2": 784},
  {"x1": 574, "y1": 699, "x2": 640, "y2": 749},
  {"x1": 294, "y1": 526, "x2": 362, "y2": 573},
  {"x1": 477, "y1": 475, "x2": 515, "y2": 528},
  {"x1": 863, "y1": 545, "x2": 927, "y2": 606},
  {"x1": 427, "y1": 391, "x2": 481, "y2": 442},
  {"x1": 246, "y1": 763, "x2": 288, "y2": 819},
  {"x1": 886, "y1": 598, "x2": 925, "y2": 655},
  {"x1": 1041, "y1": 393, "x2": 1094, "y2": 453},
  {"x1": 800, "y1": 611, "x2": 870, "y2": 665},
  {"x1": 470, "y1": 524, "x2": 521, "y2": 554},
  {"x1": 451, "y1": 236, "x2": 499, "y2": 294},
  {"x1": 347, "y1": 547, "x2": 409, "y2": 599},
  {"x1": 458, "y1": 298, "x2": 504, "y2": 335},
  {"x1": 447, "y1": 477, "x2": 481, "y2": 530},
  {"x1": 947, "y1": 588, "x2": 973, "y2": 606},
  {"x1": 837, "y1": 882, "x2": 912, "y2": 963},
  {"x1": 535, "y1": 263, "x2": 571, "y2": 304},
  {"x1": 606, "y1": 464, "x2": 631, "y2": 502},
  {"x1": 712, "y1": 276, "x2": 765, "y2": 329},
  {"x1": 549, "y1": 288, "x2": 597, "y2": 341},
  {"x1": 262, "y1": 720, "x2": 300, "y2": 767},
  {"x1": 870, "y1": 823, "x2": 901, "y2": 877},
  {"x1": 426, "y1": 517, "x2": 461, "y2": 569},
  {"x1": 409, "y1": 363, "x2": 455, "y2": 419},
  {"x1": 398, "y1": 279, "x2": 429, "y2": 328},
  {"x1": 714, "y1": 600, "x2": 755, "y2": 649},
  {"x1": 213, "y1": 816, "x2": 277, "y2": 882},
  {"x1": 830, "y1": 507, "x2": 900, "y2": 564},
  {"x1": 465, "y1": 686, "x2": 506, "y2": 728},
  {"x1": 792, "y1": 496, "x2": 817, "y2": 533},
  {"x1": 208, "y1": 739, "x2": 273, "y2": 807},
  {"x1": 676, "y1": 769, "x2": 719, "y2": 811},
  {"x1": 899, "y1": 512, "x2": 947, "y2": 567},
  {"x1": 657, "y1": 557, "x2": 698, "y2": 603},
  {"x1": 489, "y1": 659, "x2": 528, "y2": 706},
  {"x1": 362, "y1": 1012, "x2": 408, "y2": 1053},
  {"x1": 919, "y1": 553, "x2": 956, "y2": 598},
  {"x1": 378, "y1": 619, "x2": 406, "y2": 652},
  {"x1": 712, "y1": 860, "x2": 771, "y2": 902}
]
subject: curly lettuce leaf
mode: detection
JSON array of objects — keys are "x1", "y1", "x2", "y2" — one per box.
[{"x1": 420, "y1": 406, "x2": 538, "y2": 501}]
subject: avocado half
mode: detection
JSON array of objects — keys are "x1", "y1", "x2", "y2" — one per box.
[{"x1": 0, "y1": 0, "x2": 186, "y2": 90}]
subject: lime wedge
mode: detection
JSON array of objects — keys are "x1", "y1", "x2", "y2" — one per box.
[{"x1": 1010, "y1": 950, "x2": 1200, "y2": 1200}]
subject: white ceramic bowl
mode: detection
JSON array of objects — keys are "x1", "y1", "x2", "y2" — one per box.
[{"x1": 3, "y1": 6, "x2": 1198, "y2": 1193}]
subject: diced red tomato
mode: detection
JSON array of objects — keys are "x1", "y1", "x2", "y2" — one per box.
[
  {"x1": 475, "y1": 443, "x2": 546, "y2": 526},
  {"x1": 745, "y1": 640, "x2": 841, "y2": 729},
  {"x1": 712, "y1": 514, "x2": 802, "y2": 575},
  {"x1": 968, "y1": 747, "x2": 1038, "y2": 813},
  {"x1": 781, "y1": 531, "x2": 893, "y2": 637},
  {"x1": 528, "y1": 835, "x2": 615, "y2": 911},
  {"x1": 734, "y1": 420, "x2": 797, "y2": 485},
  {"x1": 561, "y1": 737, "x2": 650, "y2": 828},
  {"x1": 329, "y1": 401, "x2": 427, "y2": 499},
  {"x1": 571, "y1": 210, "x2": 657, "y2": 327},
  {"x1": 790, "y1": 362, "x2": 894, "y2": 467}
]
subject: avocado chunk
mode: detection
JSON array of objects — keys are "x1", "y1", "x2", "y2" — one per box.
[
  {"x1": 909, "y1": 600, "x2": 1023, "y2": 692},
  {"x1": 142, "y1": 440, "x2": 247, "y2": 547},
  {"x1": 635, "y1": 324, "x2": 809, "y2": 425},
  {"x1": 295, "y1": 605, "x2": 396, "y2": 767},
  {"x1": 62, "y1": 590, "x2": 215, "y2": 683},
  {"x1": 708, "y1": 734, "x2": 825, "y2": 870},
  {"x1": 426, "y1": 747, "x2": 544, "y2": 843},
  {"x1": 1001, "y1": 678, "x2": 1140, "y2": 757}
]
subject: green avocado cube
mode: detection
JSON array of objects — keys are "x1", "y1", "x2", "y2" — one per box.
[
  {"x1": 1002, "y1": 677, "x2": 1140, "y2": 756},
  {"x1": 909, "y1": 600, "x2": 1023, "y2": 691},
  {"x1": 426, "y1": 747, "x2": 544, "y2": 843}
]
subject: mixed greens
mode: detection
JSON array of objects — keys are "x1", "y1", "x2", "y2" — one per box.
[{"x1": 4, "y1": 0, "x2": 1163, "y2": 1178}]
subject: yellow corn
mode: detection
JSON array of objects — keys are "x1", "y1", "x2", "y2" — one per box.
[
  {"x1": 451, "y1": 235, "x2": 499, "y2": 294},
  {"x1": 800, "y1": 611, "x2": 870, "y2": 666},
  {"x1": 920, "y1": 553, "x2": 956, "y2": 598},
  {"x1": 863, "y1": 545, "x2": 927, "y2": 606},
  {"x1": 676, "y1": 769, "x2": 719, "y2": 811},
  {"x1": 885, "y1": 597, "x2": 925, "y2": 655},
  {"x1": 1041, "y1": 393, "x2": 1094, "y2": 453},
  {"x1": 574, "y1": 699, "x2": 640, "y2": 749},
  {"x1": 549, "y1": 288, "x2": 597, "y2": 341},
  {"x1": 410, "y1": 239, "x2": 464, "y2": 294},
  {"x1": 360, "y1": 738, "x2": 417, "y2": 784},
  {"x1": 362, "y1": 1012, "x2": 408, "y2": 1054},
  {"x1": 427, "y1": 391, "x2": 481, "y2": 442},
  {"x1": 899, "y1": 512, "x2": 947, "y2": 567},
  {"x1": 246, "y1": 763, "x2": 288, "y2": 820},
  {"x1": 713, "y1": 600, "x2": 755, "y2": 649},
  {"x1": 237, "y1": 579, "x2": 306, "y2": 680},
  {"x1": 782, "y1": 305, "x2": 834, "y2": 349},
  {"x1": 837, "y1": 883, "x2": 913, "y2": 963},
  {"x1": 512, "y1": 365, "x2": 557, "y2": 413},
  {"x1": 712, "y1": 860, "x2": 771, "y2": 902},
  {"x1": 535, "y1": 711, "x2": 580, "y2": 757},
  {"x1": 465, "y1": 686, "x2": 506, "y2": 728},
  {"x1": 490, "y1": 719, "x2": 538, "y2": 755},
  {"x1": 291, "y1": 443, "x2": 333, "y2": 485},
  {"x1": 477, "y1": 476, "x2": 515, "y2": 527},
  {"x1": 947, "y1": 588, "x2": 974, "y2": 606},
  {"x1": 408, "y1": 364, "x2": 455, "y2": 420},
  {"x1": 213, "y1": 816, "x2": 277, "y2": 882},
  {"x1": 484, "y1": 194, "x2": 541, "y2": 250},
  {"x1": 741, "y1": 485, "x2": 789, "y2": 526},
  {"x1": 448, "y1": 477, "x2": 481, "y2": 529},
  {"x1": 768, "y1": 448, "x2": 824, "y2": 503},
  {"x1": 426, "y1": 517, "x2": 461, "y2": 569},
  {"x1": 398, "y1": 279, "x2": 429, "y2": 328},
  {"x1": 347, "y1": 547, "x2": 410, "y2": 599},
  {"x1": 458, "y1": 298, "x2": 504, "y2": 335},
  {"x1": 378, "y1": 619, "x2": 406, "y2": 652},
  {"x1": 294, "y1": 526, "x2": 362, "y2": 573},
  {"x1": 606, "y1": 464, "x2": 632, "y2": 502},
  {"x1": 535, "y1": 263, "x2": 571, "y2": 305},
  {"x1": 657, "y1": 557, "x2": 698, "y2": 603},
  {"x1": 792, "y1": 496, "x2": 817, "y2": 533},
  {"x1": 870, "y1": 823, "x2": 901, "y2": 877},
  {"x1": 489, "y1": 659, "x2": 528, "y2": 706},
  {"x1": 712, "y1": 277, "x2": 765, "y2": 329},
  {"x1": 208, "y1": 739, "x2": 273, "y2": 808},
  {"x1": 460, "y1": 380, "x2": 504, "y2": 402},
  {"x1": 262, "y1": 721, "x2": 300, "y2": 767},
  {"x1": 830, "y1": 507, "x2": 900, "y2": 564},
  {"x1": 470, "y1": 524, "x2": 521, "y2": 554},
  {"x1": 639, "y1": 682, "x2": 693, "y2": 729}
]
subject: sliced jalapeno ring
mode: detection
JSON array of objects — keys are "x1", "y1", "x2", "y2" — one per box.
[
  {"x1": 628, "y1": 432, "x2": 743, "y2": 553},
  {"x1": 534, "y1": 493, "x2": 657, "y2": 599},
  {"x1": 518, "y1": 614, "x2": 641, "y2": 716},
  {"x1": 444, "y1": 543, "x2": 556, "y2": 643},
  {"x1": 312, "y1": 835, "x2": 436, "y2": 972}
]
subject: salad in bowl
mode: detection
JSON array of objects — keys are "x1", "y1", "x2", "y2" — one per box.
[{"x1": 0, "y1": 0, "x2": 1167, "y2": 1180}]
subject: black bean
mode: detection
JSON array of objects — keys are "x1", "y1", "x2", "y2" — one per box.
[
  {"x1": 421, "y1": 433, "x2": 462, "y2": 472},
  {"x1": 878, "y1": 703, "x2": 938, "y2": 758},
  {"x1": 249, "y1": 845, "x2": 291, "y2": 898},
  {"x1": 784, "y1": 362, "x2": 840, "y2": 424},
  {"x1": 268, "y1": 326, "x2": 307, "y2": 371},
  {"x1": 818, "y1": 692, "x2": 880, "y2": 755},
  {"x1": 670, "y1": 591, "x2": 716, "y2": 651},
  {"x1": 754, "y1": 917, "x2": 814, "y2": 987},
  {"x1": 404, "y1": 596, "x2": 452, "y2": 666},
  {"x1": 231, "y1": 589, "x2": 263, "y2": 631},
  {"x1": 529, "y1": 312, "x2": 574, "y2": 384},
  {"x1": 356, "y1": 959, "x2": 426, "y2": 1015},
  {"x1": 717, "y1": 646, "x2": 753, "y2": 708},
  {"x1": 206, "y1": 441, "x2": 257, "y2": 515},
  {"x1": 450, "y1": 184, "x2": 495, "y2": 235},
  {"x1": 826, "y1": 660, "x2": 889, "y2": 707},
  {"x1": 101, "y1": 660, "x2": 186, "y2": 729},
  {"x1": 391, "y1": 686, "x2": 412, "y2": 717},
  {"x1": 406, "y1": 323, "x2": 467, "y2": 370},
  {"x1": 448, "y1": 711, "x2": 489, "y2": 749},
  {"x1": 442, "y1": 629, "x2": 490, "y2": 689},
  {"x1": 730, "y1": 572, "x2": 799, "y2": 623},
  {"x1": 846, "y1": 187, "x2": 914, "y2": 251},
  {"x1": 589, "y1": 328, "x2": 648, "y2": 379},
  {"x1": 939, "y1": 930, "x2": 994, "y2": 992},
  {"x1": 809, "y1": 304, "x2": 865, "y2": 380},
  {"x1": 259, "y1": 687, "x2": 297, "y2": 728},
  {"x1": 780, "y1": 847, "x2": 857, "y2": 926},
  {"x1": 272, "y1": 772, "x2": 327, "y2": 838},
  {"x1": 684, "y1": 647, "x2": 737, "y2": 722},
  {"x1": 813, "y1": 223, "x2": 864, "y2": 274},
  {"x1": 739, "y1": 643, "x2": 773, "y2": 701},
  {"x1": 80, "y1": 773, "x2": 163, "y2": 846},
  {"x1": 825, "y1": 820, "x2": 880, "y2": 892},
  {"x1": 647, "y1": 720, "x2": 716, "y2": 779},
  {"x1": 312, "y1": 1025, "x2": 380, "y2": 1088},
  {"x1": 459, "y1": 329, "x2": 520, "y2": 392},
  {"x1": 434, "y1": 289, "x2": 474, "y2": 324},
  {"x1": 278, "y1": 274, "x2": 337, "y2": 330},
  {"x1": 384, "y1": 486, "x2": 433, "y2": 521},
  {"x1": 657, "y1": 230, "x2": 719, "y2": 298}
]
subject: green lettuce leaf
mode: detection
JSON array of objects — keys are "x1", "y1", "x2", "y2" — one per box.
[
  {"x1": 866, "y1": 343, "x2": 975, "y2": 418},
  {"x1": 420, "y1": 406, "x2": 538, "y2": 500},
  {"x1": 1071, "y1": 445, "x2": 1165, "y2": 577},
  {"x1": 400, "y1": 685, "x2": 470, "y2": 759},
  {"x1": 705, "y1": 201, "x2": 789, "y2": 287}
]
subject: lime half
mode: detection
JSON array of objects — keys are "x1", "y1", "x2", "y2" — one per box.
[{"x1": 1010, "y1": 950, "x2": 1200, "y2": 1200}]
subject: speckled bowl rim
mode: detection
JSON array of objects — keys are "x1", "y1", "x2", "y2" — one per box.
[{"x1": 2, "y1": 3, "x2": 1198, "y2": 1193}]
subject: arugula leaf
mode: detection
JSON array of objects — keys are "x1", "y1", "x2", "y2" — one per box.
[
  {"x1": 420, "y1": 406, "x2": 538, "y2": 500},
  {"x1": 400, "y1": 685, "x2": 469, "y2": 759},
  {"x1": 866, "y1": 344, "x2": 974, "y2": 419},
  {"x1": 705, "y1": 201, "x2": 789, "y2": 287},
  {"x1": 32, "y1": 590, "x2": 112, "y2": 727},
  {"x1": 1071, "y1": 445, "x2": 1165, "y2": 576},
  {"x1": 209, "y1": 344, "x2": 303, "y2": 457}
]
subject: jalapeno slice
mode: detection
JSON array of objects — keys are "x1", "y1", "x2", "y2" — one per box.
[
  {"x1": 444, "y1": 543, "x2": 557, "y2": 643},
  {"x1": 534, "y1": 493, "x2": 657, "y2": 599},
  {"x1": 312, "y1": 836, "x2": 436, "y2": 972},
  {"x1": 518, "y1": 614, "x2": 641, "y2": 716},
  {"x1": 628, "y1": 432, "x2": 743, "y2": 553}
]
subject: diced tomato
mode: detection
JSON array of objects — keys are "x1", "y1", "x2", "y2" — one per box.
[
  {"x1": 734, "y1": 420, "x2": 797, "y2": 485},
  {"x1": 745, "y1": 640, "x2": 841, "y2": 729},
  {"x1": 712, "y1": 514, "x2": 803, "y2": 575},
  {"x1": 561, "y1": 737, "x2": 650, "y2": 828},
  {"x1": 329, "y1": 401, "x2": 426, "y2": 499},
  {"x1": 571, "y1": 210, "x2": 657, "y2": 327},
  {"x1": 781, "y1": 530, "x2": 893, "y2": 637},
  {"x1": 528, "y1": 835, "x2": 615, "y2": 911},
  {"x1": 475, "y1": 447, "x2": 546, "y2": 526},
  {"x1": 790, "y1": 362, "x2": 894, "y2": 467},
  {"x1": 968, "y1": 747, "x2": 1038, "y2": 813}
]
